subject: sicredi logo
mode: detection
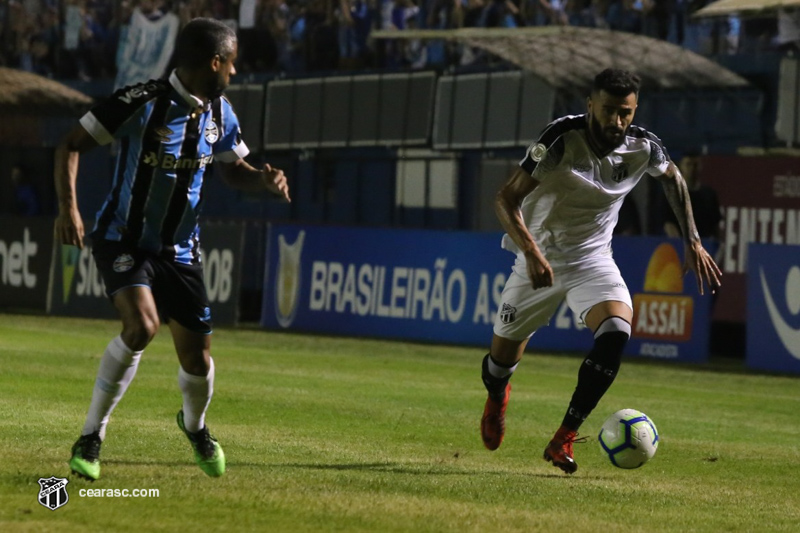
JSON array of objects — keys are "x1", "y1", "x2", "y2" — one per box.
[
  {"x1": 0, "y1": 227, "x2": 38, "y2": 288},
  {"x1": 759, "y1": 265, "x2": 800, "y2": 360},
  {"x1": 61, "y1": 244, "x2": 105, "y2": 303}
]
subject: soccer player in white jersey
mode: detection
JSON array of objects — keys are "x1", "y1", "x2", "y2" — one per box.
[
  {"x1": 479, "y1": 68, "x2": 721, "y2": 474},
  {"x1": 54, "y1": 18, "x2": 290, "y2": 481}
]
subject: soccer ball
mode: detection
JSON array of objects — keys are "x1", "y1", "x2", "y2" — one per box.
[{"x1": 598, "y1": 409, "x2": 659, "y2": 469}]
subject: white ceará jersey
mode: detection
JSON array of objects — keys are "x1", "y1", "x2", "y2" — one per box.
[{"x1": 502, "y1": 114, "x2": 670, "y2": 265}]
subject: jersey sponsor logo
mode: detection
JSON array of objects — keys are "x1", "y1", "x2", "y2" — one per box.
[
  {"x1": 38, "y1": 477, "x2": 69, "y2": 511},
  {"x1": 499, "y1": 302, "x2": 516, "y2": 324},
  {"x1": 142, "y1": 151, "x2": 214, "y2": 170},
  {"x1": 153, "y1": 126, "x2": 173, "y2": 143},
  {"x1": 610, "y1": 163, "x2": 630, "y2": 183},
  {"x1": 117, "y1": 82, "x2": 160, "y2": 104},
  {"x1": 759, "y1": 265, "x2": 800, "y2": 359},
  {"x1": 529, "y1": 143, "x2": 547, "y2": 162},
  {"x1": 204, "y1": 120, "x2": 219, "y2": 143},
  {"x1": 275, "y1": 230, "x2": 306, "y2": 328},
  {"x1": 113, "y1": 254, "x2": 135, "y2": 273}
]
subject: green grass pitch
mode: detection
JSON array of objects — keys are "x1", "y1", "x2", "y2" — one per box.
[{"x1": 1, "y1": 313, "x2": 799, "y2": 532}]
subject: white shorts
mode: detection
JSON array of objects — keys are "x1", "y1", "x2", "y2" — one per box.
[{"x1": 493, "y1": 254, "x2": 632, "y2": 341}]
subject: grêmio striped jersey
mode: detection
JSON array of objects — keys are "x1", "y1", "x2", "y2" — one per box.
[
  {"x1": 80, "y1": 70, "x2": 249, "y2": 264},
  {"x1": 503, "y1": 114, "x2": 671, "y2": 266}
]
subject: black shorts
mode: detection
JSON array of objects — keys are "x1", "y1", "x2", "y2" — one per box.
[{"x1": 92, "y1": 240, "x2": 213, "y2": 334}]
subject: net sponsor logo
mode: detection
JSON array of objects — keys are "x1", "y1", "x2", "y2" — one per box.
[{"x1": 0, "y1": 227, "x2": 38, "y2": 289}]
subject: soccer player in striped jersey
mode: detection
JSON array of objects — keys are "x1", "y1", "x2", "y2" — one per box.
[
  {"x1": 54, "y1": 18, "x2": 290, "y2": 481},
  {"x1": 480, "y1": 68, "x2": 721, "y2": 473}
]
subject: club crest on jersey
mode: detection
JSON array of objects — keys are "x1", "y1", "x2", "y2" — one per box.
[
  {"x1": 204, "y1": 120, "x2": 219, "y2": 143},
  {"x1": 113, "y1": 254, "x2": 135, "y2": 273},
  {"x1": 499, "y1": 303, "x2": 517, "y2": 324},
  {"x1": 38, "y1": 477, "x2": 69, "y2": 511},
  {"x1": 153, "y1": 126, "x2": 173, "y2": 143},
  {"x1": 610, "y1": 163, "x2": 630, "y2": 183}
]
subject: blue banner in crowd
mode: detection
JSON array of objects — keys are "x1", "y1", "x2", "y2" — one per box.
[
  {"x1": 114, "y1": 8, "x2": 180, "y2": 90},
  {"x1": 261, "y1": 225, "x2": 712, "y2": 362},
  {"x1": 746, "y1": 244, "x2": 800, "y2": 374}
]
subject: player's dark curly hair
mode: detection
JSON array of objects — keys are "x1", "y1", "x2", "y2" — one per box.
[
  {"x1": 593, "y1": 69, "x2": 641, "y2": 98},
  {"x1": 173, "y1": 18, "x2": 236, "y2": 70}
]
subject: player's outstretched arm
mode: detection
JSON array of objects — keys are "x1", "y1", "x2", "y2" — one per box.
[
  {"x1": 495, "y1": 167, "x2": 553, "y2": 289},
  {"x1": 54, "y1": 125, "x2": 98, "y2": 249},
  {"x1": 653, "y1": 161, "x2": 722, "y2": 295},
  {"x1": 219, "y1": 159, "x2": 291, "y2": 202}
]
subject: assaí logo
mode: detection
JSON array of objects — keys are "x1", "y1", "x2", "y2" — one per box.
[
  {"x1": 759, "y1": 264, "x2": 800, "y2": 360},
  {"x1": 632, "y1": 243, "x2": 694, "y2": 342}
]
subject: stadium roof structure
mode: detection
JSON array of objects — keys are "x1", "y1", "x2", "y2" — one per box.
[
  {"x1": 372, "y1": 27, "x2": 750, "y2": 92},
  {"x1": 0, "y1": 67, "x2": 93, "y2": 115},
  {"x1": 693, "y1": 0, "x2": 800, "y2": 17}
]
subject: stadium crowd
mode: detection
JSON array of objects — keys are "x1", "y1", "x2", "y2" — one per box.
[{"x1": 0, "y1": 0, "x2": 793, "y2": 79}]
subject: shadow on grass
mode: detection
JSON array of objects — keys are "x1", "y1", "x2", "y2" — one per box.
[{"x1": 267, "y1": 461, "x2": 605, "y2": 480}]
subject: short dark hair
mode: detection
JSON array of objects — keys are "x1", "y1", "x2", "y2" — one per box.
[
  {"x1": 593, "y1": 68, "x2": 641, "y2": 98},
  {"x1": 173, "y1": 18, "x2": 236, "y2": 70}
]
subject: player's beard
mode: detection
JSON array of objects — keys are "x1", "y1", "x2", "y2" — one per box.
[
  {"x1": 205, "y1": 74, "x2": 228, "y2": 100},
  {"x1": 589, "y1": 113, "x2": 626, "y2": 153}
]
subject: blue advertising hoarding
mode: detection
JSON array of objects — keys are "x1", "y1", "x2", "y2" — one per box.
[
  {"x1": 261, "y1": 224, "x2": 712, "y2": 362},
  {"x1": 746, "y1": 243, "x2": 800, "y2": 374}
]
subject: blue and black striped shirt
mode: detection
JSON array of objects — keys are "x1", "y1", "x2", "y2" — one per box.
[{"x1": 80, "y1": 70, "x2": 249, "y2": 264}]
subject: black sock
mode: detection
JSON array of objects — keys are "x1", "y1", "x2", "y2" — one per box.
[
  {"x1": 481, "y1": 354, "x2": 513, "y2": 401},
  {"x1": 561, "y1": 329, "x2": 628, "y2": 431}
]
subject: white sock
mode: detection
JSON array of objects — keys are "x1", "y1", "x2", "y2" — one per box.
[
  {"x1": 488, "y1": 355, "x2": 518, "y2": 379},
  {"x1": 178, "y1": 357, "x2": 215, "y2": 433},
  {"x1": 82, "y1": 336, "x2": 142, "y2": 441}
]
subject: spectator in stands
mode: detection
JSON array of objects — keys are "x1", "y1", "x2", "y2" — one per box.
[
  {"x1": 11, "y1": 165, "x2": 41, "y2": 216},
  {"x1": 337, "y1": 0, "x2": 372, "y2": 69},
  {"x1": 238, "y1": 0, "x2": 289, "y2": 72},
  {"x1": 776, "y1": 7, "x2": 800, "y2": 55},
  {"x1": 479, "y1": 0, "x2": 519, "y2": 27},
  {"x1": 606, "y1": 0, "x2": 649, "y2": 34},
  {"x1": 643, "y1": 0, "x2": 670, "y2": 40},
  {"x1": 660, "y1": 152, "x2": 721, "y2": 242},
  {"x1": 426, "y1": 0, "x2": 464, "y2": 66},
  {"x1": 303, "y1": 0, "x2": 339, "y2": 71},
  {"x1": 537, "y1": 0, "x2": 568, "y2": 26}
]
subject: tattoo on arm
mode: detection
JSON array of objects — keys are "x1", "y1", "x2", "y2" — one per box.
[{"x1": 659, "y1": 165, "x2": 700, "y2": 244}]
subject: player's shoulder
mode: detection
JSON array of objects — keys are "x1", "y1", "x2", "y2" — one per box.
[
  {"x1": 628, "y1": 124, "x2": 671, "y2": 169},
  {"x1": 538, "y1": 114, "x2": 587, "y2": 146},
  {"x1": 106, "y1": 79, "x2": 171, "y2": 109},
  {"x1": 627, "y1": 124, "x2": 666, "y2": 148}
]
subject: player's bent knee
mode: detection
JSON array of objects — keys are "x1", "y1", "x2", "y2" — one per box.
[
  {"x1": 590, "y1": 316, "x2": 631, "y2": 368},
  {"x1": 121, "y1": 314, "x2": 159, "y2": 350}
]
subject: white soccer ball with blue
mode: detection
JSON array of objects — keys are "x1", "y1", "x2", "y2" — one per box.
[{"x1": 598, "y1": 409, "x2": 659, "y2": 469}]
